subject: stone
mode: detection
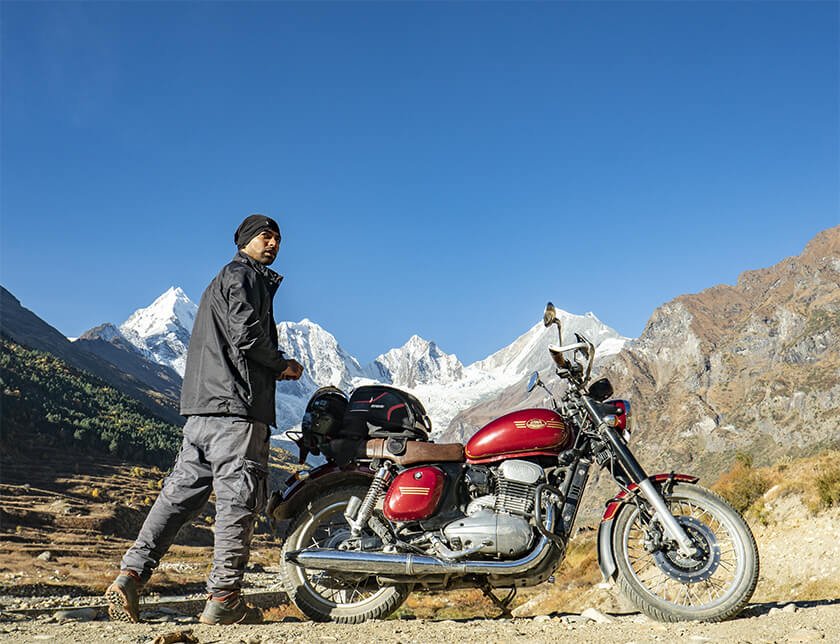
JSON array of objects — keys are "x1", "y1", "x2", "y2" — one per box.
[
  {"x1": 36, "y1": 551, "x2": 54, "y2": 562},
  {"x1": 581, "y1": 607, "x2": 614, "y2": 624},
  {"x1": 782, "y1": 603, "x2": 798, "y2": 613},
  {"x1": 768, "y1": 607, "x2": 782, "y2": 617},
  {"x1": 54, "y1": 607, "x2": 99, "y2": 622},
  {"x1": 533, "y1": 615, "x2": 551, "y2": 623},
  {"x1": 786, "y1": 628, "x2": 824, "y2": 643}
]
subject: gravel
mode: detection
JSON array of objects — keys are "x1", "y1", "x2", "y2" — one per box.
[{"x1": 1, "y1": 602, "x2": 839, "y2": 643}]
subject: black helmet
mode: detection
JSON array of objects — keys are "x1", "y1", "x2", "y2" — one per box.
[{"x1": 299, "y1": 386, "x2": 348, "y2": 458}]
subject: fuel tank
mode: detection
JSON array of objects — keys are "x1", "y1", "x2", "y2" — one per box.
[{"x1": 465, "y1": 408, "x2": 572, "y2": 464}]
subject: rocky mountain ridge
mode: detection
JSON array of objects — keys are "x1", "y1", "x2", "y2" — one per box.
[
  {"x1": 82, "y1": 288, "x2": 626, "y2": 435},
  {"x1": 441, "y1": 226, "x2": 840, "y2": 479},
  {"x1": 0, "y1": 287, "x2": 183, "y2": 427}
]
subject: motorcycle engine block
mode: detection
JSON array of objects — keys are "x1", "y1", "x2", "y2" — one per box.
[{"x1": 442, "y1": 459, "x2": 544, "y2": 557}]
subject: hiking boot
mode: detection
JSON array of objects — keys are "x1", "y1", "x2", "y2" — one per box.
[
  {"x1": 199, "y1": 592, "x2": 263, "y2": 625},
  {"x1": 105, "y1": 571, "x2": 143, "y2": 623}
]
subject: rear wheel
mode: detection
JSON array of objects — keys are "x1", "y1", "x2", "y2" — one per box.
[
  {"x1": 612, "y1": 483, "x2": 758, "y2": 622},
  {"x1": 279, "y1": 485, "x2": 411, "y2": 623}
]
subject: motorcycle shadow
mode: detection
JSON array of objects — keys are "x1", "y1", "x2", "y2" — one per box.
[{"x1": 739, "y1": 598, "x2": 840, "y2": 618}]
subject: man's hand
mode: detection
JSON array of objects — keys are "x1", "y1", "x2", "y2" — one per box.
[{"x1": 278, "y1": 359, "x2": 304, "y2": 381}]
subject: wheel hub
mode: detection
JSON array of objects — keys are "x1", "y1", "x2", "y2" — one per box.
[{"x1": 652, "y1": 516, "x2": 720, "y2": 583}]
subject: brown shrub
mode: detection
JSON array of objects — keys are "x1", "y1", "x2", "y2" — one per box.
[
  {"x1": 815, "y1": 462, "x2": 840, "y2": 510},
  {"x1": 712, "y1": 458, "x2": 770, "y2": 513}
]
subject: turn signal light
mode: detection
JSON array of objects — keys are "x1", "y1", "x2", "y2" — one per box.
[{"x1": 607, "y1": 400, "x2": 632, "y2": 433}]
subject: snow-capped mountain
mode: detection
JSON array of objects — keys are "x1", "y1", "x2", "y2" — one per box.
[
  {"x1": 274, "y1": 319, "x2": 367, "y2": 431},
  {"x1": 119, "y1": 287, "x2": 197, "y2": 376},
  {"x1": 367, "y1": 335, "x2": 464, "y2": 387},
  {"x1": 95, "y1": 286, "x2": 629, "y2": 438},
  {"x1": 475, "y1": 310, "x2": 629, "y2": 377},
  {"x1": 277, "y1": 319, "x2": 366, "y2": 391}
]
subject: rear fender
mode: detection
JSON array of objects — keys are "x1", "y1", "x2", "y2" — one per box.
[
  {"x1": 267, "y1": 463, "x2": 373, "y2": 535},
  {"x1": 596, "y1": 472, "x2": 699, "y2": 582}
]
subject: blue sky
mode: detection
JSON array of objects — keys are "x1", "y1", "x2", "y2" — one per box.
[{"x1": 2, "y1": 1, "x2": 837, "y2": 365}]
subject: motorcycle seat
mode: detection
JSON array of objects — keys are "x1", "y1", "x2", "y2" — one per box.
[{"x1": 364, "y1": 438, "x2": 465, "y2": 466}]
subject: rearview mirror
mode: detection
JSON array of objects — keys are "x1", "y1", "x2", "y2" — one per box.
[
  {"x1": 527, "y1": 371, "x2": 540, "y2": 393},
  {"x1": 543, "y1": 302, "x2": 556, "y2": 327}
]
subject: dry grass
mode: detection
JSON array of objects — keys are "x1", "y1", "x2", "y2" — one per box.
[
  {"x1": 759, "y1": 450, "x2": 840, "y2": 514},
  {"x1": 711, "y1": 453, "x2": 770, "y2": 514}
]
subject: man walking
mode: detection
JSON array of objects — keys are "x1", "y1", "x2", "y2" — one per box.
[{"x1": 106, "y1": 214, "x2": 303, "y2": 625}]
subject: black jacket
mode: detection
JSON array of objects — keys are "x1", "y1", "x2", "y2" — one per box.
[{"x1": 180, "y1": 251, "x2": 289, "y2": 426}]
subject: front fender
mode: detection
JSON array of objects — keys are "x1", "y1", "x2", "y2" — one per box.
[
  {"x1": 596, "y1": 472, "x2": 699, "y2": 582},
  {"x1": 267, "y1": 462, "x2": 373, "y2": 535}
]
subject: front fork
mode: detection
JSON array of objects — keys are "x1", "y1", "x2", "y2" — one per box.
[{"x1": 598, "y1": 420, "x2": 699, "y2": 558}]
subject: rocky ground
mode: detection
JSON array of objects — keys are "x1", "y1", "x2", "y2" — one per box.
[
  {"x1": 2, "y1": 498, "x2": 839, "y2": 643},
  {"x1": 2, "y1": 446, "x2": 839, "y2": 643},
  {"x1": 0, "y1": 600, "x2": 839, "y2": 643}
]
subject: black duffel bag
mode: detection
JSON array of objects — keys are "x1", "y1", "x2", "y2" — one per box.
[{"x1": 343, "y1": 384, "x2": 431, "y2": 441}]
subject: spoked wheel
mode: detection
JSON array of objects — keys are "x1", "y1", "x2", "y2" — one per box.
[
  {"x1": 612, "y1": 483, "x2": 758, "y2": 622},
  {"x1": 279, "y1": 485, "x2": 411, "y2": 623}
]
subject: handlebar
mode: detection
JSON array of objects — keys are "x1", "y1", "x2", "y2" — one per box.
[{"x1": 548, "y1": 342, "x2": 591, "y2": 355}]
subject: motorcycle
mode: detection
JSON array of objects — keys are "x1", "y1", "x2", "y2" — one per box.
[{"x1": 268, "y1": 303, "x2": 759, "y2": 623}]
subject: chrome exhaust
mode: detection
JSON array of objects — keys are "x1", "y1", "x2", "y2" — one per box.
[{"x1": 285, "y1": 506, "x2": 557, "y2": 577}]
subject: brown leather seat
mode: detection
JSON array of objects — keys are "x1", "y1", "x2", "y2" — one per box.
[{"x1": 364, "y1": 439, "x2": 465, "y2": 466}]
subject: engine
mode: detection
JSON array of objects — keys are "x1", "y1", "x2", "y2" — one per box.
[{"x1": 442, "y1": 460, "x2": 544, "y2": 557}]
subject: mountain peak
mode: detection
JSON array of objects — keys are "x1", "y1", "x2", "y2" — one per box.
[
  {"x1": 117, "y1": 287, "x2": 197, "y2": 376},
  {"x1": 368, "y1": 335, "x2": 463, "y2": 388},
  {"x1": 79, "y1": 322, "x2": 123, "y2": 342},
  {"x1": 122, "y1": 287, "x2": 197, "y2": 337},
  {"x1": 403, "y1": 334, "x2": 434, "y2": 351}
]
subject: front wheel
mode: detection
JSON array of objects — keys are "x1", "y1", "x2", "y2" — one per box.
[
  {"x1": 612, "y1": 483, "x2": 758, "y2": 622},
  {"x1": 279, "y1": 485, "x2": 411, "y2": 623}
]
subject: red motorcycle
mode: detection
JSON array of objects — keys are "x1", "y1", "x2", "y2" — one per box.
[{"x1": 269, "y1": 303, "x2": 758, "y2": 623}]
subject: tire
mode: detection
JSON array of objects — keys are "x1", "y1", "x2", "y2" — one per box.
[
  {"x1": 612, "y1": 482, "x2": 759, "y2": 622},
  {"x1": 279, "y1": 485, "x2": 411, "y2": 623}
]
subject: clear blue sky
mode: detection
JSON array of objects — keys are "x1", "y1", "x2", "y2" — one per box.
[{"x1": 2, "y1": 1, "x2": 837, "y2": 365}]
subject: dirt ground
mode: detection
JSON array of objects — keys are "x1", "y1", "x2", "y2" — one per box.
[
  {"x1": 2, "y1": 446, "x2": 840, "y2": 643},
  {"x1": 1, "y1": 600, "x2": 839, "y2": 643}
]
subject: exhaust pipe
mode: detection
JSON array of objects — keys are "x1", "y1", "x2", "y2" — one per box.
[{"x1": 285, "y1": 507, "x2": 557, "y2": 577}]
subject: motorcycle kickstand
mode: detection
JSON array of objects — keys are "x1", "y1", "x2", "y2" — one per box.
[{"x1": 480, "y1": 582, "x2": 517, "y2": 619}]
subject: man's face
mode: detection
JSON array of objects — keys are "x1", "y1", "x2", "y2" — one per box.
[{"x1": 242, "y1": 229, "x2": 280, "y2": 265}]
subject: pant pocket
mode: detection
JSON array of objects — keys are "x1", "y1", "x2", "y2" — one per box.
[{"x1": 237, "y1": 458, "x2": 268, "y2": 513}]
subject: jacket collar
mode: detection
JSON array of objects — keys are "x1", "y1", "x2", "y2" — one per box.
[{"x1": 233, "y1": 250, "x2": 284, "y2": 289}]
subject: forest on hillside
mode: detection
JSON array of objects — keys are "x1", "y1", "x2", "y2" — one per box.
[{"x1": 0, "y1": 337, "x2": 181, "y2": 467}]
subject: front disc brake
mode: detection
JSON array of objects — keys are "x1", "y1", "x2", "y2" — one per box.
[{"x1": 652, "y1": 516, "x2": 721, "y2": 583}]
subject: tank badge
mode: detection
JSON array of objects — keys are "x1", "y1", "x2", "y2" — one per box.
[
  {"x1": 399, "y1": 486, "x2": 431, "y2": 496},
  {"x1": 515, "y1": 418, "x2": 564, "y2": 430}
]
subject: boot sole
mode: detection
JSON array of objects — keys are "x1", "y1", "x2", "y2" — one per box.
[{"x1": 105, "y1": 587, "x2": 139, "y2": 623}]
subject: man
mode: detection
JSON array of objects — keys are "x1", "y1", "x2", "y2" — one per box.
[{"x1": 106, "y1": 214, "x2": 303, "y2": 625}]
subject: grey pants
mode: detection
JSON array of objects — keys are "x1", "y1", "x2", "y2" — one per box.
[{"x1": 120, "y1": 415, "x2": 270, "y2": 593}]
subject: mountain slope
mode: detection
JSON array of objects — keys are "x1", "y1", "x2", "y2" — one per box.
[
  {"x1": 0, "y1": 287, "x2": 183, "y2": 426},
  {"x1": 603, "y1": 225, "x2": 840, "y2": 475},
  {"x1": 74, "y1": 323, "x2": 182, "y2": 403},
  {"x1": 0, "y1": 337, "x2": 182, "y2": 467},
  {"x1": 442, "y1": 226, "x2": 840, "y2": 478}
]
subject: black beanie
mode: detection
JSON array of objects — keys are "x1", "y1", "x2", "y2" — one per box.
[{"x1": 234, "y1": 214, "x2": 281, "y2": 248}]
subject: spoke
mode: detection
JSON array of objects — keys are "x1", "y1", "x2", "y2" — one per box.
[{"x1": 632, "y1": 558, "x2": 657, "y2": 575}]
